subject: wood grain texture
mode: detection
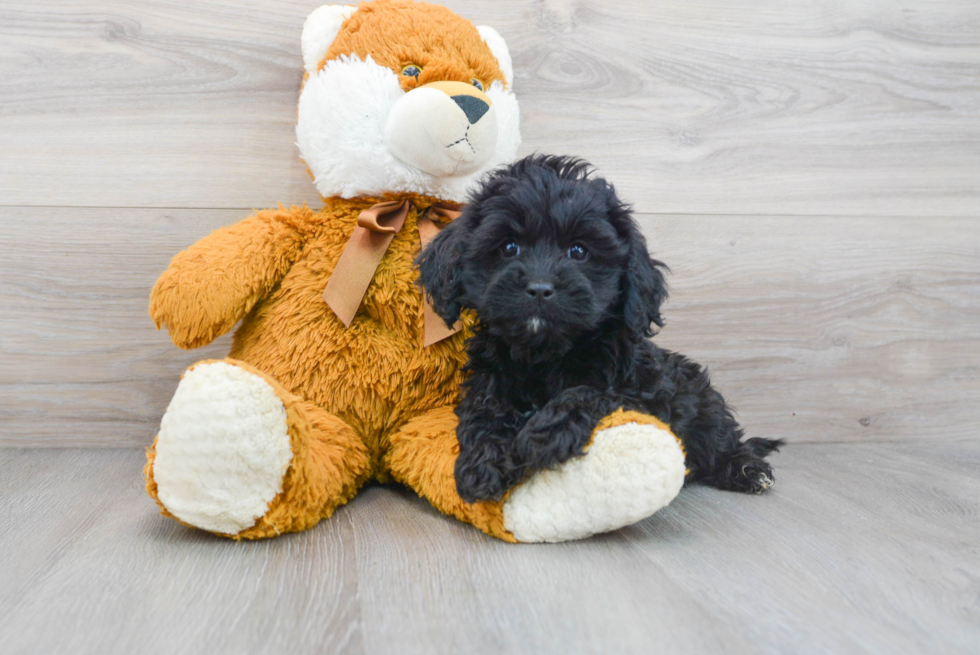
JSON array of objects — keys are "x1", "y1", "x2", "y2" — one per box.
[
  {"x1": 2, "y1": 207, "x2": 978, "y2": 446},
  {"x1": 0, "y1": 442, "x2": 977, "y2": 654},
  {"x1": 0, "y1": 0, "x2": 978, "y2": 215},
  {"x1": 644, "y1": 214, "x2": 980, "y2": 443}
]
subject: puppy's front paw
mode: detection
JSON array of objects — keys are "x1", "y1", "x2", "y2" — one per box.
[
  {"x1": 455, "y1": 458, "x2": 508, "y2": 504},
  {"x1": 515, "y1": 388, "x2": 611, "y2": 470},
  {"x1": 514, "y1": 418, "x2": 590, "y2": 471}
]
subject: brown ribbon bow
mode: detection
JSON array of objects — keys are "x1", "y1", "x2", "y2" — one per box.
[{"x1": 322, "y1": 199, "x2": 463, "y2": 347}]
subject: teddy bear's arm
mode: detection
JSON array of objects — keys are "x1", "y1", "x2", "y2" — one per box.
[{"x1": 150, "y1": 206, "x2": 312, "y2": 349}]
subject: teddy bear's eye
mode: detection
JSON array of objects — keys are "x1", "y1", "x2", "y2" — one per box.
[
  {"x1": 471, "y1": 78, "x2": 484, "y2": 91},
  {"x1": 567, "y1": 244, "x2": 588, "y2": 261},
  {"x1": 401, "y1": 64, "x2": 422, "y2": 78},
  {"x1": 501, "y1": 242, "x2": 520, "y2": 258}
]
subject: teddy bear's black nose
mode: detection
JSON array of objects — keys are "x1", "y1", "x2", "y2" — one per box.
[{"x1": 452, "y1": 95, "x2": 490, "y2": 124}]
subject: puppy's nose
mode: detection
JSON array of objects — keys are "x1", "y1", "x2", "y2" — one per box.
[
  {"x1": 526, "y1": 282, "x2": 555, "y2": 301},
  {"x1": 452, "y1": 95, "x2": 490, "y2": 124}
]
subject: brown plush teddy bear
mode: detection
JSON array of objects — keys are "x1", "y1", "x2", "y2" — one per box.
[{"x1": 144, "y1": 0, "x2": 686, "y2": 543}]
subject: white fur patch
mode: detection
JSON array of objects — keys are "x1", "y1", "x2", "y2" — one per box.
[
  {"x1": 152, "y1": 362, "x2": 293, "y2": 535},
  {"x1": 503, "y1": 422, "x2": 686, "y2": 543},
  {"x1": 296, "y1": 55, "x2": 521, "y2": 202},
  {"x1": 477, "y1": 26, "x2": 513, "y2": 87},
  {"x1": 301, "y1": 5, "x2": 358, "y2": 75}
]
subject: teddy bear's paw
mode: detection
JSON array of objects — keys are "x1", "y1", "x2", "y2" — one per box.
[
  {"x1": 502, "y1": 421, "x2": 686, "y2": 543},
  {"x1": 151, "y1": 361, "x2": 294, "y2": 536}
]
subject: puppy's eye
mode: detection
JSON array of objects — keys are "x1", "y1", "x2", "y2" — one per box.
[
  {"x1": 401, "y1": 64, "x2": 422, "y2": 79},
  {"x1": 567, "y1": 244, "x2": 588, "y2": 261},
  {"x1": 471, "y1": 78, "x2": 485, "y2": 91},
  {"x1": 501, "y1": 242, "x2": 520, "y2": 258}
]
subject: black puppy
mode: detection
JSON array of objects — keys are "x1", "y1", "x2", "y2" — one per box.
[{"x1": 417, "y1": 155, "x2": 782, "y2": 503}]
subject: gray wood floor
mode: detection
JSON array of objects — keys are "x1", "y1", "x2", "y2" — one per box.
[{"x1": 1, "y1": 442, "x2": 977, "y2": 655}]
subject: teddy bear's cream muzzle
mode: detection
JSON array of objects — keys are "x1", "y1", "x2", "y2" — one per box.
[{"x1": 384, "y1": 80, "x2": 498, "y2": 178}]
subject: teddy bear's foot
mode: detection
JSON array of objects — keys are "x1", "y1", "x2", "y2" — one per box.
[
  {"x1": 148, "y1": 360, "x2": 294, "y2": 535},
  {"x1": 502, "y1": 410, "x2": 687, "y2": 543},
  {"x1": 146, "y1": 359, "x2": 370, "y2": 538},
  {"x1": 387, "y1": 407, "x2": 686, "y2": 544}
]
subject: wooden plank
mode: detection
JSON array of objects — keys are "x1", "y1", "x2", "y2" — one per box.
[
  {"x1": 0, "y1": 442, "x2": 977, "y2": 654},
  {"x1": 2, "y1": 207, "x2": 978, "y2": 446},
  {"x1": 0, "y1": 0, "x2": 978, "y2": 215}
]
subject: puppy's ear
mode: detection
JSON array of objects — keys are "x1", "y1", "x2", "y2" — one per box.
[
  {"x1": 416, "y1": 220, "x2": 468, "y2": 327},
  {"x1": 622, "y1": 225, "x2": 669, "y2": 339}
]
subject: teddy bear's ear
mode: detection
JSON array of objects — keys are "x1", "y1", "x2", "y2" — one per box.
[
  {"x1": 302, "y1": 5, "x2": 358, "y2": 75},
  {"x1": 476, "y1": 26, "x2": 513, "y2": 88}
]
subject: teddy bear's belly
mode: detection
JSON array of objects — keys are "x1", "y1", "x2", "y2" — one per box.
[{"x1": 228, "y1": 259, "x2": 468, "y2": 455}]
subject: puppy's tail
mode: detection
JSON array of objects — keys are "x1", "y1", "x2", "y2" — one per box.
[{"x1": 744, "y1": 437, "x2": 785, "y2": 457}]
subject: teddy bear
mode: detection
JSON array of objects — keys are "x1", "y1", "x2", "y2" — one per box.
[{"x1": 144, "y1": 0, "x2": 687, "y2": 543}]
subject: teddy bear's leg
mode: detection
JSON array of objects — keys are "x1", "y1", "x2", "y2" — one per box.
[
  {"x1": 145, "y1": 359, "x2": 371, "y2": 539},
  {"x1": 385, "y1": 406, "x2": 517, "y2": 542},
  {"x1": 386, "y1": 407, "x2": 686, "y2": 543}
]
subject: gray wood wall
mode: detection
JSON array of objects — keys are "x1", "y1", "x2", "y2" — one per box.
[{"x1": 2, "y1": 0, "x2": 978, "y2": 447}]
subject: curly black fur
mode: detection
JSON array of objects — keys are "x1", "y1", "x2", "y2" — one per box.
[{"x1": 417, "y1": 154, "x2": 783, "y2": 503}]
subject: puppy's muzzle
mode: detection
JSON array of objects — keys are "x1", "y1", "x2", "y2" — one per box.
[
  {"x1": 385, "y1": 81, "x2": 498, "y2": 178},
  {"x1": 526, "y1": 281, "x2": 555, "y2": 302}
]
